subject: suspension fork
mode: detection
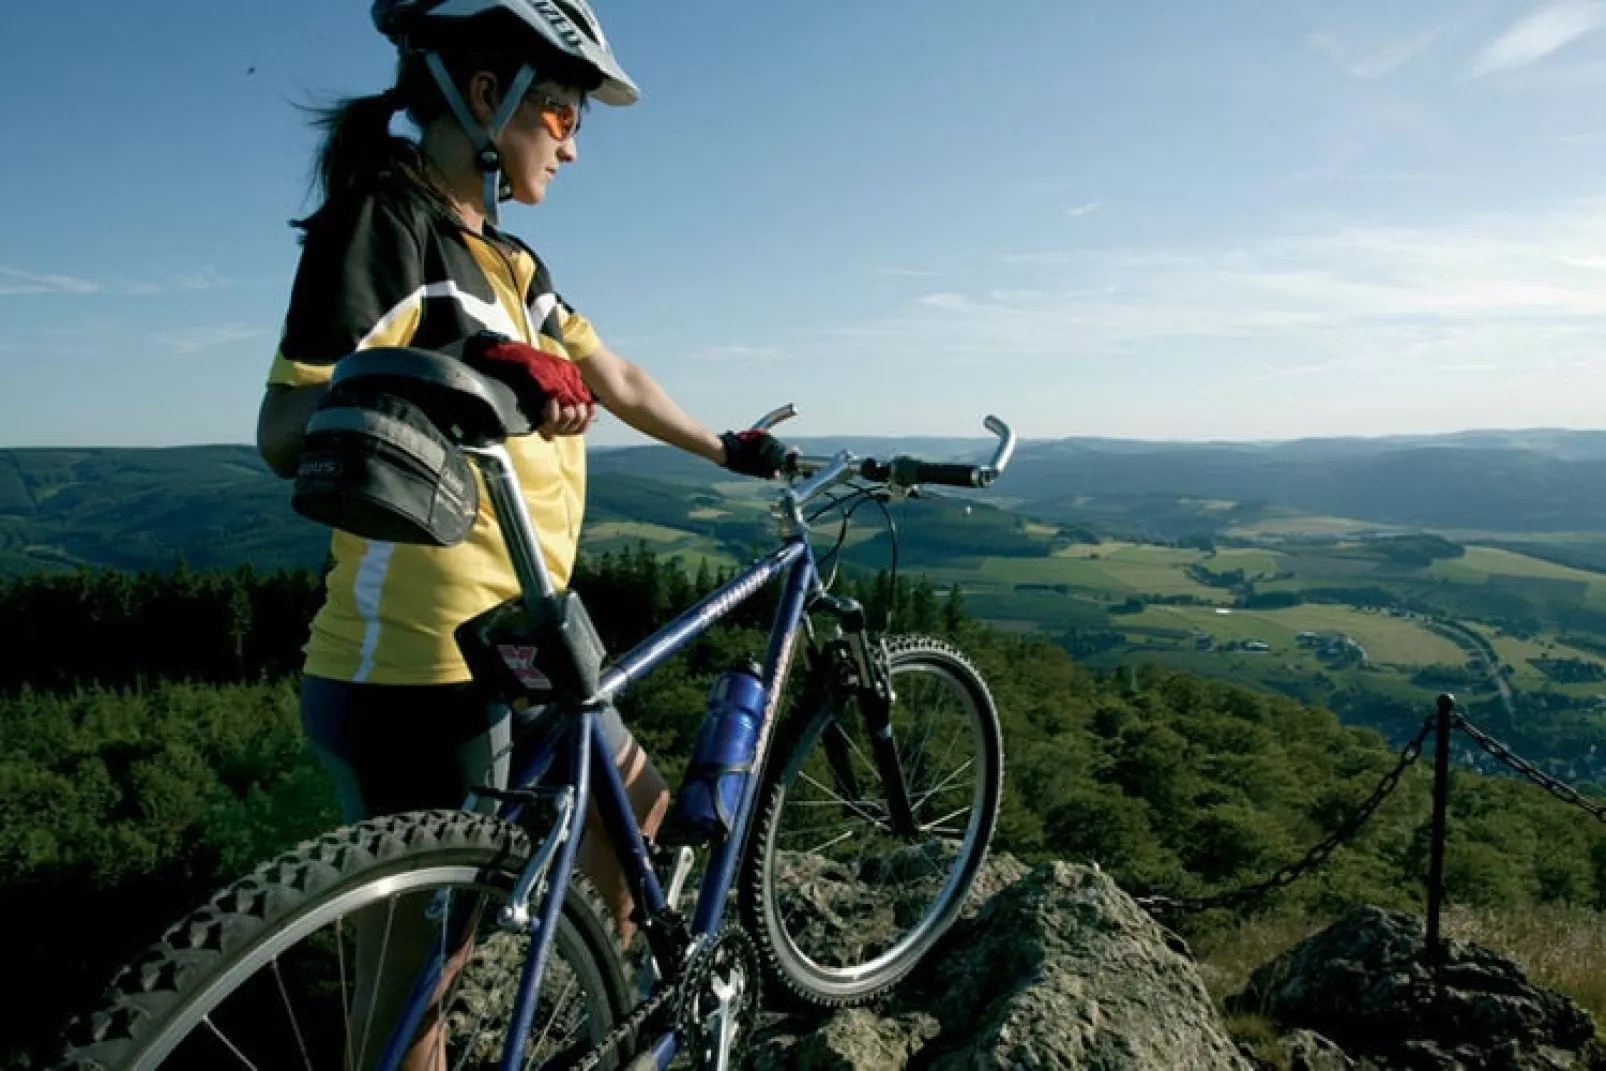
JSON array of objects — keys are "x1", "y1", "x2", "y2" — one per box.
[{"x1": 816, "y1": 596, "x2": 919, "y2": 839}]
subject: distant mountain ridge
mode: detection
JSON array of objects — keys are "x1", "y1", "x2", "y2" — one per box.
[{"x1": 2, "y1": 428, "x2": 1603, "y2": 575}]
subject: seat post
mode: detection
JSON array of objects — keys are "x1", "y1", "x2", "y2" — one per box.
[{"x1": 462, "y1": 445, "x2": 557, "y2": 607}]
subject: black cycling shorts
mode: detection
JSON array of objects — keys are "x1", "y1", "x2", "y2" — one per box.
[{"x1": 300, "y1": 675, "x2": 632, "y2": 823}]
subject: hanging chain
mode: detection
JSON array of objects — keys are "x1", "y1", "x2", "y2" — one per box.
[
  {"x1": 1456, "y1": 716, "x2": 1606, "y2": 823},
  {"x1": 1138, "y1": 715, "x2": 1436, "y2": 918}
]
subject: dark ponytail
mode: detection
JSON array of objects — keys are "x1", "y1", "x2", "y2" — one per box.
[
  {"x1": 290, "y1": 15, "x2": 608, "y2": 232},
  {"x1": 291, "y1": 89, "x2": 413, "y2": 233}
]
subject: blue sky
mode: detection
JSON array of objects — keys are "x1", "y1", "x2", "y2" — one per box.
[{"x1": 3, "y1": 0, "x2": 1606, "y2": 448}]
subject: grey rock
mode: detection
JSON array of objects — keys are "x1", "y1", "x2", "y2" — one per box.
[
  {"x1": 759, "y1": 854, "x2": 1249, "y2": 1070},
  {"x1": 1280, "y1": 1028, "x2": 1355, "y2": 1071},
  {"x1": 1230, "y1": 906, "x2": 1600, "y2": 1071},
  {"x1": 920, "y1": 861, "x2": 1250, "y2": 1070},
  {"x1": 751, "y1": 1009, "x2": 940, "y2": 1071}
]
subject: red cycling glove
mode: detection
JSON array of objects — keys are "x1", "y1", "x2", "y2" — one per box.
[{"x1": 462, "y1": 333, "x2": 593, "y2": 422}]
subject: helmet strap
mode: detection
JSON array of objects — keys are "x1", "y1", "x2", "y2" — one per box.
[{"x1": 423, "y1": 52, "x2": 537, "y2": 228}]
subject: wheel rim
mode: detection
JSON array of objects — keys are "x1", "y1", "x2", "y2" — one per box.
[
  {"x1": 132, "y1": 865, "x2": 608, "y2": 1071},
  {"x1": 762, "y1": 657, "x2": 993, "y2": 987}
]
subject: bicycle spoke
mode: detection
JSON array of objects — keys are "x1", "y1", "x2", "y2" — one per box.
[
  {"x1": 918, "y1": 806, "x2": 972, "y2": 835},
  {"x1": 838, "y1": 720, "x2": 877, "y2": 775},
  {"x1": 911, "y1": 758, "x2": 975, "y2": 812},
  {"x1": 338, "y1": 915, "x2": 354, "y2": 1071},
  {"x1": 355, "y1": 895, "x2": 400, "y2": 1071},
  {"x1": 203, "y1": 1016, "x2": 262, "y2": 1071},
  {"x1": 269, "y1": 957, "x2": 314, "y2": 1071},
  {"x1": 525, "y1": 974, "x2": 579, "y2": 1071},
  {"x1": 796, "y1": 770, "x2": 893, "y2": 828},
  {"x1": 797, "y1": 826, "x2": 859, "y2": 856},
  {"x1": 450, "y1": 989, "x2": 499, "y2": 1071},
  {"x1": 901, "y1": 683, "x2": 946, "y2": 775}
]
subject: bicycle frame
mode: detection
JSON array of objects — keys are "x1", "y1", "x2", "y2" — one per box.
[{"x1": 375, "y1": 443, "x2": 849, "y2": 1071}]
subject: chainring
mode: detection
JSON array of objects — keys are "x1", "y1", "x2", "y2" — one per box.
[{"x1": 676, "y1": 926, "x2": 761, "y2": 1071}]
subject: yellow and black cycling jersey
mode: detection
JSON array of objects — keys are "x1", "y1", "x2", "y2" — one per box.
[{"x1": 267, "y1": 163, "x2": 602, "y2": 685}]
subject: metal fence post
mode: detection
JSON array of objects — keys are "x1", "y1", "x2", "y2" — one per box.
[{"x1": 1424, "y1": 693, "x2": 1455, "y2": 966}]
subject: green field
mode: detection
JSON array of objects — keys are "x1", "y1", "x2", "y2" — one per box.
[
  {"x1": 580, "y1": 521, "x2": 738, "y2": 574},
  {"x1": 1463, "y1": 623, "x2": 1606, "y2": 692},
  {"x1": 1429, "y1": 547, "x2": 1606, "y2": 607},
  {"x1": 1121, "y1": 604, "x2": 1463, "y2": 665},
  {"x1": 1224, "y1": 514, "x2": 1407, "y2": 539}
]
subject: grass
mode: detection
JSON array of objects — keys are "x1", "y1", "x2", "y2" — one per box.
[
  {"x1": 1195, "y1": 914, "x2": 1335, "y2": 1008},
  {"x1": 1441, "y1": 903, "x2": 1606, "y2": 1026}
]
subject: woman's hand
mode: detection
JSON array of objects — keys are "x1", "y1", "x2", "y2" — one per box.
[{"x1": 536, "y1": 395, "x2": 597, "y2": 440}]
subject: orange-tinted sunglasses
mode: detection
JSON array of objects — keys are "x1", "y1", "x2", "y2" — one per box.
[{"x1": 530, "y1": 94, "x2": 583, "y2": 141}]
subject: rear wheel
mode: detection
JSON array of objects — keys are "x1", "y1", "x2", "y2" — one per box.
[
  {"x1": 739, "y1": 635, "x2": 1002, "y2": 1007},
  {"x1": 58, "y1": 810, "x2": 630, "y2": 1071}
]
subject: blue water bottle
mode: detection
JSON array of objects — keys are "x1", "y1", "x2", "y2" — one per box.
[{"x1": 660, "y1": 661, "x2": 767, "y2": 845}]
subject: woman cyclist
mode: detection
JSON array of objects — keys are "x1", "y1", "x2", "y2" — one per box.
[{"x1": 254, "y1": 1, "x2": 789, "y2": 1063}]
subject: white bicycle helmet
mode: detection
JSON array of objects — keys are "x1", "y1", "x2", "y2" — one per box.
[
  {"x1": 372, "y1": 0, "x2": 639, "y2": 106},
  {"x1": 371, "y1": 0, "x2": 638, "y2": 223}
]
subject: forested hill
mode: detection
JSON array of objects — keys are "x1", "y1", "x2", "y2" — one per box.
[{"x1": 1, "y1": 556, "x2": 1603, "y2": 1065}]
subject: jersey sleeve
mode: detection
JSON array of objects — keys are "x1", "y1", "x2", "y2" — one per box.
[
  {"x1": 265, "y1": 194, "x2": 426, "y2": 388},
  {"x1": 557, "y1": 299, "x2": 603, "y2": 360}
]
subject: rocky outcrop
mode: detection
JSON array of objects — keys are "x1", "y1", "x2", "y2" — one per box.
[
  {"x1": 1229, "y1": 906, "x2": 1602, "y2": 1071},
  {"x1": 754, "y1": 856, "x2": 1251, "y2": 1070}
]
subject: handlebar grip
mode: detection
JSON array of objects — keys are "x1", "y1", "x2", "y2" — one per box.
[{"x1": 901, "y1": 460, "x2": 987, "y2": 488}]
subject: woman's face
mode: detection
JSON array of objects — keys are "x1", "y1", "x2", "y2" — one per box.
[{"x1": 493, "y1": 81, "x2": 585, "y2": 206}]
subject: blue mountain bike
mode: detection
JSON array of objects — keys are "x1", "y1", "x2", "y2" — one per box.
[{"x1": 60, "y1": 352, "x2": 1013, "y2": 1071}]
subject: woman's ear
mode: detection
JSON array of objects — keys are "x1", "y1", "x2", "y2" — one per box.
[{"x1": 466, "y1": 70, "x2": 502, "y2": 127}]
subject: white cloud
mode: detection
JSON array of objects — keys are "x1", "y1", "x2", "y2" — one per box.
[
  {"x1": 1468, "y1": 2, "x2": 1606, "y2": 78},
  {"x1": 823, "y1": 195, "x2": 1606, "y2": 389},
  {"x1": 0, "y1": 265, "x2": 236, "y2": 298},
  {"x1": 0, "y1": 266, "x2": 99, "y2": 296},
  {"x1": 1308, "y1": 25, "x2": 1446, "y2": 80},
  {"x1": 693, "y1": 344, "x2": 782, "y2": 364},
  {"x1": 1065, "y1": 201, "x2": 1103, "y2": 218},
  {"x1": 168, "y1": 268, "x2": 233, "y2": 291},
  {"x1": 153, "y1": 324, "x2": 269, "y2": 354}
]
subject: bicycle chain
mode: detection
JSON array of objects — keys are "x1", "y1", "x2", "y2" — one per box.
[
  {"x1": 1456, "y1": 717, "x2": 1606, "y2": 823},
  {"x1": 1138, "y1": 714, "x2": 1435, "y2": 917},
  {"x1": 572, "y1": 976, "x2": 679, "y2": 1071},
  {"x1": 571, "y1": 927, "x2": 758, "y2": 1071}
]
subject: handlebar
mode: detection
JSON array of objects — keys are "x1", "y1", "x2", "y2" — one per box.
[{"x1": 752, "y1": 405, "x2": 1017, "y2": 505}]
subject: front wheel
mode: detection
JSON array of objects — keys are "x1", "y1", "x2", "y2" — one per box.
[
  {"x1": 57, "y1": 810, "x2": 631, "y2": 1071},
  {"x1": 739, "y1": 635, "x2": 1003, "y2": 1007}
]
